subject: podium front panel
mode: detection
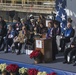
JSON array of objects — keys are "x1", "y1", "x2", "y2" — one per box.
[{"x1": 35, "y1": 38, "x2": 53, "y2": 62}]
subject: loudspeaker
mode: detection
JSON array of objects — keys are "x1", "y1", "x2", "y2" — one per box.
[{"x1": 9, "y1": 10, "x2": 15, "y2": 18}]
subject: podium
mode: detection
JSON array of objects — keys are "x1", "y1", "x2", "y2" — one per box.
[{"x1": 35, "y1": 38, "x2": 53, "y2": 62}]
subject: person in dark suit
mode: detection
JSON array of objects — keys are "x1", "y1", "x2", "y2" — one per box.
[
  {"x1": 0, "y1": 16, "x2": 7, "y2": 51},
  {"x1": 46, "y1": 22, "x2": 54, "y2": 39},
  {"x1": 63, "y1": 37, "x2": 76, "y2": 64},
  {"x1": 52, "y1": 21, "x2": 61, "y2": 60}
]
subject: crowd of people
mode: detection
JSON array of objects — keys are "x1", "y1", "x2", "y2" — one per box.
[{"x1": 0, "y1": 14, "x2": 76, "y2": 65}]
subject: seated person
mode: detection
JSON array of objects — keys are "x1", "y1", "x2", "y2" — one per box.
[
  {"x1": 12, "y1": 17, "x2": 22, "y2": 36},
  {"x1": 63, "y1": 36, "x2": 76, "y2": 64},
  {"x1": 59, "y1": 22, "x2": 75, "y2": 52},
  {"x1": 13, "y1": 25, "x2": 27, "y2": 55},
  {"x1": 4, "y1": 25, "x2": 15, "y2": 53}
]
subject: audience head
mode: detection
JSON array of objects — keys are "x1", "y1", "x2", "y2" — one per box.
[
  {"x1": 30, "y1": 19, "x2": 34, "y2": 23},
  {"x1": 39, "y1": 15, "x2": 43, "y2": 19},
  {"x1": 39, "y1": 14, "x2": 45, "y2": 19},
  {"x1": 22, "y1": 25, "x2": 26, "y2": 31},
  {"x1": 48, "y1": 22, "x2": 53, "y2": 28},
  {"x1": 40, "y1": 23, "x2": 44, "y2": 28},
  {"x1": 54, "y1": 22, "x2": 58, "y2": 28},
  {"x1": 21, "y1": 18, "x2": 25, "y2": 22},
  {"x1": 8, "y1": 25, "x2": 12, "y2": 30},
  {"x1": 38, "y1": 17, "x2": 41, "y2": 22},
  {"x1": 67, "y1": 22, "x2": 72, "y2": 28},
  {"x1": 53, "y1": 20, "x2": 60, "y2": 28},
  {"x1": 68, "y1": 17, "x2": 72, "y2": 23}
]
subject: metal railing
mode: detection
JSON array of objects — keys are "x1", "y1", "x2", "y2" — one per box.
[{"x1": 0, "y1": 2, "x2": 55, "y2": 14}]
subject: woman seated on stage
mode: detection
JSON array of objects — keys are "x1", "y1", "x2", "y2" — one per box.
[
  {"x1": 4, "y1": 25, "x2": 15, "y2": 53},
  {"x1": 63, "y1": 36, "x2": 76, "y2": 64},
  {"x1": 59, "y1": 22, "x2": 75, "y2": 52},
  {"x1": 13, "y1": 25, "x2": 27, "y2": 55}
]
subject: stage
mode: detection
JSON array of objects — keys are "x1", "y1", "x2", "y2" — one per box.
[{"x1": 0, "y1": 51, "x2": 76, "y2": 75}]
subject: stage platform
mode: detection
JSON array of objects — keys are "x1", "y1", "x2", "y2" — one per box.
[{"x1": 0, "y1": 51, "x2": 76, "y2": 75}]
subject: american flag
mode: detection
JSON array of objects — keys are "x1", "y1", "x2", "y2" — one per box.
[{"x1": 55, "y1": 0, "x2": 67, "y2": 31}]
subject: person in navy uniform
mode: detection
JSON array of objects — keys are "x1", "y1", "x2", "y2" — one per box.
[{"x1": 59, "y1": 22, "x2": 75, "y2": 52}]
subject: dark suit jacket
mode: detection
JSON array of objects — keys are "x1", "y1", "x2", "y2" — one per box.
[{"x1": 71, "y1": 37, "x2": 76, "y2": 47}]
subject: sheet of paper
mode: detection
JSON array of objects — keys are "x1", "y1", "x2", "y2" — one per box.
[{"x1": 36, "y1": 40, "x2": 42, "y2": 48}]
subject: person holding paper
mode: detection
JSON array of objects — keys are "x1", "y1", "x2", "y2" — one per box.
[{"x1": 4, "y1": 25, "x2": 15, "y2": 53}]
